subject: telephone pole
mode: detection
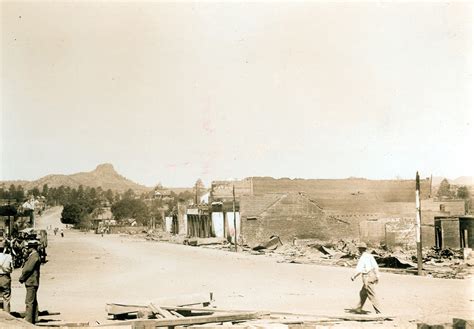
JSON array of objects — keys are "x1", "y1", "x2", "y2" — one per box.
[
  {"x1": 416, "y1": 171, "x2": 423, "y2": 275},
  {"x1": 233, "y1": 185, "x2": 237, "y2": 252}
]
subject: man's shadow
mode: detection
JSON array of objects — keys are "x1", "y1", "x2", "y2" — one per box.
[
  {"x1": 10, "y1": 310, "x2": 60, "y2": 322},
  {"x1": 344, "y1": 308, "x2": 371, "y2": 315}
]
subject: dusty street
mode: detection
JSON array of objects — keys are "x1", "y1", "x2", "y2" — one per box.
[{"x1": 9, "y1": 207, "x2": 473, "y2": 327}]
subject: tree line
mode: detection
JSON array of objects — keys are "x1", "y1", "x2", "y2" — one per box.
[
  {"x1": 1, "y1": 183, "x2": 196, "y2": 229},
  {"x1": 60, "y1": 186, "x2": 195, "y2": 229}
]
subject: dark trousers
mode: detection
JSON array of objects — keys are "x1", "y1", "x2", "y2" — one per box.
[
  {"x1": 25, "y1": 285, "x2": 39, "y2": 324},
  {"x1": 0, "y1": 275, "x2": 11, "y2": 313}
]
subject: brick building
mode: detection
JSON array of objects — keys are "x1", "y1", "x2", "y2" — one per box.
[
  {"x1": 240, "y1": 192, "x2": 350, "y2": 246},
  {"x1": 208, "y1": 177, "x2": 464, "y2": 247},
  {"x1": 435, "y1": 215, "x2": 474, "y2": 249}
]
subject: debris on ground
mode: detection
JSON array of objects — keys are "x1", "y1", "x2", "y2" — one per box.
[
  {"x1": 253, "y1": 236, "x2": 283, "y2": 251},
  {"x1": 267, "y1": 239, "x2": 473, "y2": 279},
  {"x1": 103, "y1": 295, "x2": 396, "y2": 328},
  {"x1": 128, "y1": 230, "x2": 474, "y2": 280},
  {"x1": 184, "y1": 237, "x2": 227, "y2": 246},
  {"x1": 374, "y1": 256, "x2": 416, "y2": 269}
]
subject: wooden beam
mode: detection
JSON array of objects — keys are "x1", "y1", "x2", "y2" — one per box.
[
  {"x1": 106, "y1": 303, "x2": 148, "y2": 316},
  {"x1": 36, "y1": 322, "x2": 90, "y2": 327},
  {"x1": 160, "y1": 306, "x2": 240, "y2": 313},
  {"x1": 109, "y1": 304, "x2": 394, "y2": 323},
  {"x1": 148, "y1": 303, "x2": 175, "y2": 319},
  {"x1": 107, "y1": 293, "x2": 212, "y2": 316},
  {"x1": 99, "y1": 312, "x2": 264, "y2": 328},
  {"x1": 169, "y1": 311, "x2": 184, "y2": 318}
]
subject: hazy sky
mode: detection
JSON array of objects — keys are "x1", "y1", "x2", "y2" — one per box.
[{"x1": 1, "y1": 1, "x2": 472, "y2": 187}]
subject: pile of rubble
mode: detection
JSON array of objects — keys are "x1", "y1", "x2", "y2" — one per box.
[
  {"x1": 145, "y1": 230, "x2": 187, "y2": 244},
  {"x1": 421, "y1": 247, "x2": 474, "y2": 279},
  {"x1": 245, "y1": 237, "x2": 474, "y2": 279}
]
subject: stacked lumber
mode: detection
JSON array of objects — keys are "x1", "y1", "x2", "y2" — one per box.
[
  {"x1": 105, "y1": 293, "x2": 215, "y2": 320},
  {"x1": 101, "y1": 294, "x2": 396, "y2": 329},
  {"x1": 103, "y1": 302, "x2": 265, "y2": 328}
]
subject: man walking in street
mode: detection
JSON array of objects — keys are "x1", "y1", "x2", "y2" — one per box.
[
  {"x1": 19, "y1": 240, "x2": 41, "y2": 324},
  {"x1": 350, "y1": 242, "x2": 381, "y2": 314},
  {"x1": 0, "y1": 241, "x2": 13, "y2": 313}
]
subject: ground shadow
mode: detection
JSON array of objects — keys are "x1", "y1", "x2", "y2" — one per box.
[{"x1": 344, "y1": 308, "x2": 371, "y2": 315}]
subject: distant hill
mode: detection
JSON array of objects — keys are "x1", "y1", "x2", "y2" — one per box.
[
  {"x1": 452, "y1": 176, "x2": 474, "y2": 186},
  {"x1": 432, "y1": 176, "x2": 474, "y2": 186},
  {"x1": 0, "y1": 163, "x2": 151, "y2": 193}
]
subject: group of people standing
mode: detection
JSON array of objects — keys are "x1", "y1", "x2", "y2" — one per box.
[
  {"x1": 0, "y1": 238, "x2": 41, "y2": 324},
  {"x1": 53, "y1": 227, "x2": 64, "y2": 237}
]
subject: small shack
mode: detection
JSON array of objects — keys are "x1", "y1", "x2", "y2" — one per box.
[
  {"x1": 91, "y1": 207, "x2": 113, "y2": 232},
  {"x1": 184, "y1": 202, "x2": 241, "y2": 241},
  {"x1": 459, "y1": 215, "x2": 474, "y2": 248},
  {"x1": 186, "y1": 205, "x2": 212, "y2": 238},
  {"x1": 210, "y1": 201, "x2": 240, "y2": 242},
  {"x1": 434, "y1": 215, "x2": 474, "y2": 249}
]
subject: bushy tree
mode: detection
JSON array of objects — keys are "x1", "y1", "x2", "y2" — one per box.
[
  {"x1": 457, "y1": 186, "x2": 470, "y2": 199},
  {"x1": 28, "y1": 187, "x2": 41, "y2": 197},
  {"x1": 437, "y1": 179, "x2": 453, "y2": 198},
  {"x1": 42, "y1": 184, "x2": 49, "y2": 198},
  {"x1": 457, "y1": 186, "x2": 472, "y2": 214},
  {"x1": 7, "y1": 184, "x2": 25, "y2": 201},
  {"x1": 149, "y1": 198, "x2": 165, "y2": 227},
  {"x1": 123, "y1": 188, "x2": 135, "y2": 200},
  {"x1": 61, "y1": 203, "x2": 83, "y2": 225},
  {"x1": 178, "y1": 190, "x2": 194, "y2": 202},
  {"x1": 111, "y1": 198, "x2": 149, "y2": 225},
  {"x1": 104, "y1": 189, "x2": 114, "y2": 204}
]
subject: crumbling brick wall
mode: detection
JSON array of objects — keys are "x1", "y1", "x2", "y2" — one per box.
[
  {"x1": 435, "y1": 218, "x2": 460, "y2": 249},
  {"x1": 251, "y1": 177, "x2": 432, "y2": 202},
  {"x1": 384, "y1": 219, "x2": 416, "y2": 249},
  {"x1": 240, "y1": 193, "x2": 354, "y2": 246}
]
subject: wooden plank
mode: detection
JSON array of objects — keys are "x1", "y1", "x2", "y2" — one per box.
[
  {"x1": 170, "y1": 311, "x2": 184, "y2": 318},
  {"x1": 107, "y1": 293, "x2": 213, "y2": 316},
  {"x1": 148, "y1": 303, "x2": 175, "y2": 319},
  {"x1": 106, "y1": 303, "x2": 148, "y2": 316},
  {"x1": 187, "y1": 322, "x2": 250, "y2": 329},
  {"x1": 158, "y1": 306, "x2": 394, "y2": 322},
  {"x1": 160, "y1": 306, "x2": 240, "y2": 313},
  {"x1": 99, "y1": 311, "x2": 264, "y2": 327},
  {"x1": 36, "y1": 322, "x2": 90, "y2": 327}
]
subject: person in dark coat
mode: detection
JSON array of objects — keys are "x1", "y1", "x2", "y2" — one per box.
[
  {"x1": 0, "y1": 242, "x2": 13, "y2": 313},
  {"x1": 19, "y1": 240, "x2": 41, "y2": 324}
]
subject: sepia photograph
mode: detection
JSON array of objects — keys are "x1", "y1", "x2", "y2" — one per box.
[{"x1": 0, "y1": 1, "x2": 473, "y2": 328}]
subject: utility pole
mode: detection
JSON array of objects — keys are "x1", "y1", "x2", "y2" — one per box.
[
  {"x1": 416, "y1": 171, "x2": 423, "y2": 276},
  {"x1": 195, "y1": 184, "x2": 198, "y2": 205},
  {"x1": 233, "y1": 185, "x2": 237, "y2": 252},
  {"x1": 430, "y1": 174, "x2": 433, "y2": 198}
]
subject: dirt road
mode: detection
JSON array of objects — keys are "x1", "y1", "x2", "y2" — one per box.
[{"x1": 10, "y1": 207, "x2": 473, "y2": 327}]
